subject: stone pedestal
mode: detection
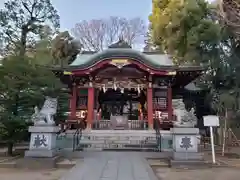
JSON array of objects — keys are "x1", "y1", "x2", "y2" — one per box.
[
  {"x1": 170, "y1": 128, "x2": 204, "y2": 168},
  {"x1": 17, "y1": 126, "x2": 60, "y2": 169},
  {"x1": 25, "y1": 126, "x2": 60, "y2": 157}
]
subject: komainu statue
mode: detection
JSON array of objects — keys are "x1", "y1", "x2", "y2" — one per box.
[
  {"x1": 172, "y1": 99, "x2": 197, "y2": 127},
  {"x1": 31, "y1": 97, "x2": 58, "y2": 126},
  {"x1": 51, "y1": 31, "x2": 82, "y2": 66}
]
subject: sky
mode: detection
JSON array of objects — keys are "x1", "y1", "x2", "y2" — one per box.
[
  {"x1": 0, "y1": 0, "x2": 215, "y2": 52},
  {"x1": 53, "y1": 0, "x2": 152, "y2": 31},
  {"x1": 0, "y1": 0, "x2": 152, "y2": 31}
]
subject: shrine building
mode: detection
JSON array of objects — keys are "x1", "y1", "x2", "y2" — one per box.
[{"x1": 53, "y1": 41, "x2": 204, "y2": 130}]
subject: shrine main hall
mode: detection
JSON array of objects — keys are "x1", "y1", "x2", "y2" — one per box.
[{"x1": 54, "y1": 41, "x2": 203, "y2": 130}]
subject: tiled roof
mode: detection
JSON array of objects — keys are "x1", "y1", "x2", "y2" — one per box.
[{"x1": 70, "y1": 48, "x2": 174, "y2": 68}]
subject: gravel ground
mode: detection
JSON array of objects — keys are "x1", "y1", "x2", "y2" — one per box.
[
  {"x1": 0, "y1": 168, "x2": 67, "y2": 180},
  {"x1": 153, "y1": 167, "x2": 240, "y2": 180}
]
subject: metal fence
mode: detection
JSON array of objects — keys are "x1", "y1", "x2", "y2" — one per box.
[{"x1": 72, "y1": 127, "x2": 83, "y2": 151}]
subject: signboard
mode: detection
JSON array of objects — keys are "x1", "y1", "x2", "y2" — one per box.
[
  {"x1": 167, "y1": 71, "x2": 176, "y2": 75},
  {"x1": 63, "y1": 71, "x2": 73, "y2": 75},
  {"x1": 203, "y1": 115, "x2": 219, "y2": 164},
  {"x1": 111, "y1": 59, "x2": 128, "y2": 64},
  {"x1": 110, "y1": 59, "x2": 129, "y2": 68},
  {"x1": 203, "y1": 115, "x2": 220, "y2": 127},
  {"x1": 154, "y1": 90, "x2": 167, "y2": 97}
]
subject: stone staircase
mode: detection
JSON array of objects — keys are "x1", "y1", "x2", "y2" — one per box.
[{"x1": 75, "y1": 130, "x2": 160, "y2": 151}]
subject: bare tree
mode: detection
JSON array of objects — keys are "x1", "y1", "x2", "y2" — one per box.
[{"x1": 71, "y1": 16, "x2": 147, "y2": 51}]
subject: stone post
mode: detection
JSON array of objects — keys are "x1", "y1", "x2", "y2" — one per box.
[{"x1": 170, "y1": 127, "x2": 204, "y2": 167}]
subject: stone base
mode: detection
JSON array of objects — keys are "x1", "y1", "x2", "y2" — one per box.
[
  {"x1": 170, "y1": 159, "x2": 206, "y2": 168},
  {"x1": 16, "y1": 156, "x2": 60, "y2": 169},
  {"x1": 25, "y1": 149, "x2": 58, "y2": 158},
  {"x1": 172, "y1": 152, "x2": 203, "y2": 161},
  {"x1": 171, "y1": 152, "x2": 204, "y2": 168}
]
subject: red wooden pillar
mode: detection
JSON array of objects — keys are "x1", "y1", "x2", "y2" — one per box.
[
  {"x1": 96, "y1": 89, "x2": 101, "y2": 120},
  {"x1": 87, "y1": 87, "x2": 94, "y2": 128},
  {"x1": 167, "y1": 85, "x2": 173, "y2": 120},
  {"x1": 147, "y1": 83, "x2": 153, "y2": 129},
  {"x1": 70, "y1": 84, "x2": 77, "y2": 119},
  {"x1": 139, "y1": 110, "x2": 143, "y2": 120}
]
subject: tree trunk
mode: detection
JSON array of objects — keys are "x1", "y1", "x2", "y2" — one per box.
[
  {"x1": 13, "y1": 93, "x2": 19, "y2": 116},
  {"x1": 217, "y1": 127, "x2": 222, "y2": 145},
  {"x1": 19, "y1": 28, "x2": 28, "y2": 57},
  {"x1": 7, "y1": 142, "x2": 14, "y2": 156},
  {"x1": 214, "y1": 127, "x2": 219, "y2": 145}
]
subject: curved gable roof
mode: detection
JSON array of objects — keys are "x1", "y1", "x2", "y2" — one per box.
[{"x1": 70, "y1": 48, "x2": 174, "y2": 69}]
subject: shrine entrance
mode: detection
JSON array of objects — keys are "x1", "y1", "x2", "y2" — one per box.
[
  {"x1": 92, "y1": 64, "x2": 148, "y2": 130},
  {"x1": 98, "y1": 88, "x2": 146, "y2": 120},
  {"x1": 93, "y1": 87, "x2": 147, "y2": 130}
]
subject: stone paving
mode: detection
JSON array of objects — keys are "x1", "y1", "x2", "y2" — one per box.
[{"x1": 59, "y1": 152, "x2": 158, "y2": 180}]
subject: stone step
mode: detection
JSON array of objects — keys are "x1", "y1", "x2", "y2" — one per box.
[
  {"x1": 59, "y1": 130, "x2": 171, "y2": 151},
  {"x1": 57, "y1": 135, "x2": 159, "y2": 149},
  {"x1": 77, "y1": 137, "x2": 159, "y2": 151},
  {"x1": 77, "y1": 132, "x2": 159, "y2": 151},
  {"x1": 60, "y1": 134, "x2": 159, "y2": 139},
  {"x1": 66, "y1": 130, "x2": 156, "y2": 136},
  {"x1": 79, "y1": 137, "x2": 158, "y2": 143},
  {"x1": 79, "y1": 139, "x2": 157, "y2": 145},
  {"x1": 81, "y1": 136, "x2": 157, "y2": 141},
  {"x1": 76, "y1": 143, "x2": 159, "y2": 151},
  {"x1": 81, "y1": 147, "x2": 159, "y2": 152},
  {"x1": 79, "y1": 134, "x2": 156, "y2": 139},
  {"x1": 81, "y1": 133, "x2": 156, "y2": 136}
]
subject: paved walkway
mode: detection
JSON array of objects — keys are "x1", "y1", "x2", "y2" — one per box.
[{"x1": 59, "y1": 152, "x2": 158, "y2": 180}]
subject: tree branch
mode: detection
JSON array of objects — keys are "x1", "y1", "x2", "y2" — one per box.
[{"x1": 71, "y1": 16, "x2": 147, "y2": 51}]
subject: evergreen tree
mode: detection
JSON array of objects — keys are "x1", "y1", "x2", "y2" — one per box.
[{"x1": 0, "y1": 55, "x2": 66, "y2": 155}]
